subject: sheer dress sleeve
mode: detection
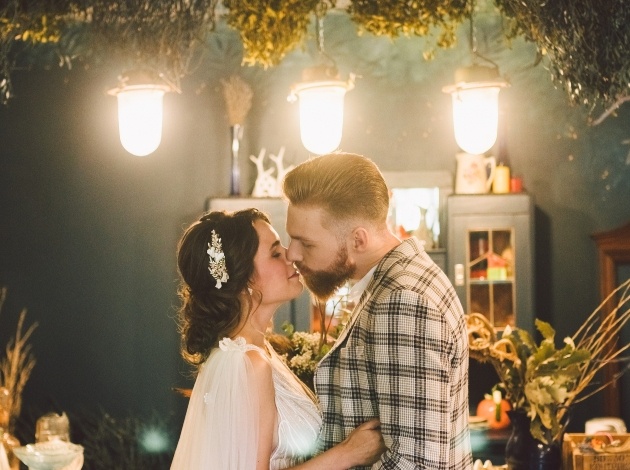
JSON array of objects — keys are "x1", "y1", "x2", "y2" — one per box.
[{"x1": 171, "y1": 337, "x2": 264, "y2": 470}]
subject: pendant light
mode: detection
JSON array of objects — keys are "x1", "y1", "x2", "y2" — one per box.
[
  {"x1": 108, "y1": 70, "x2": 172, "y2": 157},
  {"x1": 288, "y1": 6, "x2": 354, "y2": 155},
  {"x1": 443, "y1": 10, "x2": 508, "y2": 155}
]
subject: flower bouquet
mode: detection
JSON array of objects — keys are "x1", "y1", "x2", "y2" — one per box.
[
  {"x1": 268, "y1": 291, "x2": 353, "y2": 390},
  {"x1": 466, "y1": 279, "x2": 630, "y2": 445}
]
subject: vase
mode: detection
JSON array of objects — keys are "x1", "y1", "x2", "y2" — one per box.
[
  {"x1": 229, "y1": 124, "x2": 243, "y2": 196},
  {"x1": 412, "y1": 207, "x2": 435, "y2": 249},
  {"x1": 530, "y1": 439, "x2": 562, "y2": 470},
  {"x1": 505, "y1": 409, "x2": 534, "y2": 470}
]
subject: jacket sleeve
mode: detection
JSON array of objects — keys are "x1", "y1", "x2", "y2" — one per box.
[{"x1": 368, "y1": 289, "x2": 459, "y2": 470}]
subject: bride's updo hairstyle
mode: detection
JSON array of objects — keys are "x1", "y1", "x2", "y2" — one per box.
[{"x1": 176, "y1": 208, "x2": 270, "y2": 367}]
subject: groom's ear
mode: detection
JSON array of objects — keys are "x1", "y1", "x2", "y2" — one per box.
[{"x1": 350, "y1": 227, "x2": 369, "y2": 252}]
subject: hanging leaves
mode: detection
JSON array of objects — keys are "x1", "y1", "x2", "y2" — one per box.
[
  {"x1": 87, "y1": 0, "x2": 219, "y2": 86},
  {"x1": 495, "y1": 0, "x2": 630, "y2": 114},
  {"x1": 347, "y1": 0, "x2": 471, "y2": 49},
  {"x1": 0, "y1": 0, "x2": 629, "y2": 118},
  {"x1": 223, "y1": 0, "x2": 321, "y2": 68}
]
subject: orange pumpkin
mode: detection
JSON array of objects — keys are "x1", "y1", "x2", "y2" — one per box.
[{"x1": 476, "y1": 393, "x2": 512, "y2": 429}]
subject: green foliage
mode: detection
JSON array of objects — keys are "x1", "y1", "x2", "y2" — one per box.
[
  {"x1": 86, "y1": 0, "x2": 218, "y2": 84},
  {"x1": 1, "y1": 0, "x2": 628, "y2": 118},
  {"x1": 499, "y1": 320, "x2": 591, "y2": 444},
  {"x1": 348, "y1": 0, "x2": 470, "y2": 49},
  {"x1": 495, "y1": 0, "x2": 630, "y2": 112},
  {"x1": 223, "y1": 0, "x2": 321, "y2": 68},
  {"x1": 0, "y1": 0, "x2": 218, "y2": 102},
  {"x1": 70, "y1": 408, "x2": 175, "y2": 470}
]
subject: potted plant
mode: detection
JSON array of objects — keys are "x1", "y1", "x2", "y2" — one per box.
[{"x1": 466, "y1": 279, "x2": 630, "y2": 469}]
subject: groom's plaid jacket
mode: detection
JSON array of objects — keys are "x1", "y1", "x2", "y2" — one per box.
[{"x1": 314, "y1": 237, "x2": 473, "y2": 470}]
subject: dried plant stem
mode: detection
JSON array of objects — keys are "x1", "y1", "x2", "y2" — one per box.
[
  {"x1": 465, "y1": 277, "x2": 630, "y2": 444},
  {"x1": 221, "y1": 75, "x2": 253, "y2": 126},
  {"x1": 572, "y1": 279, "x2": 630, "y2": 404},
  {"x1": 0, "y1": 287, "x2": 38, "y2": 432}
]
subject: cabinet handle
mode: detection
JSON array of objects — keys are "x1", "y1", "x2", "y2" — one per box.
[{"x1": 455, "y1": 264, "x2": 465, "y2": 286}]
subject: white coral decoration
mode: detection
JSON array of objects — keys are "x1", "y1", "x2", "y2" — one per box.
[
  {"x1": 269, "y1": 147, "x2": 294, "y2": 197},
  {"x1": 207, "y1": 230, "x2": 229, "y2": 289},
  {"x1": 250, "y1": 148, "x2": 276, "y2": 197},
  {"x1": 250, "y1": 147, "x2": 293, "y2": 197}
]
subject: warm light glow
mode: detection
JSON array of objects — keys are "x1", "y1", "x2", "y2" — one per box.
[
  {"x1": 443, "y1": 65, "x2": 508, "y2": 155},
  {"x1": 116, "y1": 87, "x2": 167, "y2": 157},
  {"x1": 296, "y1": 85, "x2": 347, "y2": 155},
  {"x1": 451, "y1": 86, "x2": 501, "y2": 155}
]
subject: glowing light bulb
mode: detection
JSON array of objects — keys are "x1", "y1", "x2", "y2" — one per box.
[
  {"x1": 108, "y1": 71, "x2": 171, "y2": 157},
  {"x1": 116, "y1": 87, "x2": 166, "y2": 157},
  {"x1": 297, "y1": 85, "x2": 347, "y2": 155},
  {"x1": 451, "y1": 86, "x2": 501, "y2": 155},
  {"x1": 289, "y1": 67, "x2": 354, "y2": 155},
  {"x1": 443, "y1": 65, "x2": 508, "y2": 155}
]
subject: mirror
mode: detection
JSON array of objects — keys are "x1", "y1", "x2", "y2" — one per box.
[
  {"x1": 381, "y1": 171, "x2": 452, "y2": 249},
  {"x1": 381, "y1": 171, "x2": 453, "y2": 270}
]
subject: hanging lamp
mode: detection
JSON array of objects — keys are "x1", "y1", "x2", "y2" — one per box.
[
  {"x1": 108, "y1": 70, "x2": 172, "y2": 157},
  {"x1": 288, "y1": 7, "x2": 354, "y2": 155},
  {"x1": 443, "y1": 10, "x2": 508, "y2": 155}
]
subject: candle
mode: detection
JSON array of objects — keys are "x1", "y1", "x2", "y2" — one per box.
[
  {"x1": 510, "y1": 176, "x2": 523, "y2": 193},
  {"x1": 493, "y1": 165, "x2": 510, "y2": 194}
]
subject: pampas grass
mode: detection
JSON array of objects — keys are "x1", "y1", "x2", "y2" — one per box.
[
  {"x1": 0, "y1": 287, "x2": 37, "y2": 432},
  {"x1": 221, "y1": 75, "x2": 253, "y2": 126}
]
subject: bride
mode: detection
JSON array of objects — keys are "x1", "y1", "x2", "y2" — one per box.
[{"x1": 171, "y1": 208, "x2": 384, "y2": 469}]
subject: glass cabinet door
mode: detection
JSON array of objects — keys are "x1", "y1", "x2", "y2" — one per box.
[
  {"x1": 467, "y1": 228, "x2": 516, "y2": 328},
  {"x1": 448, "y1": 194, "x2": 534, "y2": 333}
]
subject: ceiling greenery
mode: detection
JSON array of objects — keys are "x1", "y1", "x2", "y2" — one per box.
[{"x1": 1, "y1": 0, "x2": 628, "y2": 123}]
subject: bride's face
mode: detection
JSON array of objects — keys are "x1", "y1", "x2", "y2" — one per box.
[{"x1": 250, "y1": 220, "x2": 303, "y2": 308}]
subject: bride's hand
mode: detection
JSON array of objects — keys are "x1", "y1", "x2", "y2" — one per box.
[{"x1": 339, "y1": 418, "x2": 386, "y2": 467}]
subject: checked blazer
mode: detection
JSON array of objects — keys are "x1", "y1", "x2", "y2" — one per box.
[{"x1": 314, "y1": 237, "x2": 473, "y2": 469}]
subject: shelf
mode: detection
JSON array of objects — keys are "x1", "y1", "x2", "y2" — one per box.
[{"x1": 469, "y1": 279, "x2": 514, "y2": 285}]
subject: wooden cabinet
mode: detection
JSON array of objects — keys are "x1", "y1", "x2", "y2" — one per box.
[
  {"x1": 447, "y1": 194, "x2": 535, "y2": 332},
  {"x1": 591, "y1": 221, "x2": 630, "y2": 420}
]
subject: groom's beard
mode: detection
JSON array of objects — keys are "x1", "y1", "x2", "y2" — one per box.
[{"x1": 297, "y1": 245, "x2": 356, "y2": 301}]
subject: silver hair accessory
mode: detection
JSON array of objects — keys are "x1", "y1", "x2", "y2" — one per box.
[{"x1": 207, "y1": 230, "x2": 229, "y2": 289}]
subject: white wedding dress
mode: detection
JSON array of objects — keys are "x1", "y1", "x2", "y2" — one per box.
[{"x1": 171, "y1": 337, "x2": 321, "y2": 470}]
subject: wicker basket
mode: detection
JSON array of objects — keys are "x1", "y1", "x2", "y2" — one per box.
[{"x1": 563, "y1": 433, "x2": 630, "y2": 470}]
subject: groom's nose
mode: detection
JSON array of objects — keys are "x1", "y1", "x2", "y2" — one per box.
[{"x1": 286, "y1": 241, "x2": 301, "y2": 263}]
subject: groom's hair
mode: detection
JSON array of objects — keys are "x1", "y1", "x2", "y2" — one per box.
[{"x1": 282, "y1": 152, "x2": 390, "y2": 228}]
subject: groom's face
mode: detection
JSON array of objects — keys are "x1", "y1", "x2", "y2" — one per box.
[{"x1": 286, "y1": 205, "x2": 356, "y2": 300}]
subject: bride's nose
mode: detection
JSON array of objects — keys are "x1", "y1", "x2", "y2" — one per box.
[{"x1": 281, "y1": 246, "x2": 292, "y2": 263}]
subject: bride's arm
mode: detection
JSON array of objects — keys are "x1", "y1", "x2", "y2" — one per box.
[
  {"x1": 289, "y1": 419, "x2": 385, "y2": 470},
  {"x1": 248, "y1": 351, "x2": 385, "y2": 470},
  {"x1": 247, "y1": 351, "x2": 276, "y2": 470}
]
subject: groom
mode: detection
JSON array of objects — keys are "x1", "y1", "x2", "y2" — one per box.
[{"x1": 283, "y1": 152, "x2": 472, "y2": 469}]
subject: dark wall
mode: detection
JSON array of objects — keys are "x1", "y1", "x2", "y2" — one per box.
[{"x1": 0, "y1": 12, "x2": 629, "y2": 449}]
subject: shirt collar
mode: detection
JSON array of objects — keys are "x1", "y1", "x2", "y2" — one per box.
[{"x1": 346, "y1": 265, "x2": 377, "y2": 304}]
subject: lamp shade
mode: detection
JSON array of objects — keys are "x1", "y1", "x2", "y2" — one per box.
[
  {"x1": 443, "y1": 65, "x2": 508, "y2": 155},
  {"x1": 289, "y1": 67, "x2": 354, "y2": 155},
  {"x1": 108, "y1": 72, "x2": 171, "y2": 157}
]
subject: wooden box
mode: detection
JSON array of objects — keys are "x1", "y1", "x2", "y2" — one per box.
[{"x1": 563, "y1": 433, "x2": 630, "y2": 470}]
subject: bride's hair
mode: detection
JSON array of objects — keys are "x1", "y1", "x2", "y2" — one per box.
[{"x1": 176, "y1": 208, "x2": 270, "y2": 367}]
